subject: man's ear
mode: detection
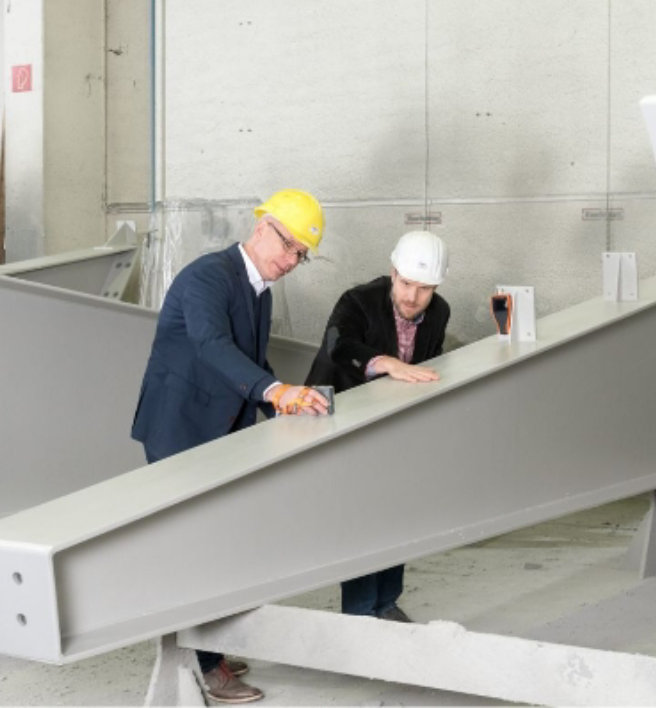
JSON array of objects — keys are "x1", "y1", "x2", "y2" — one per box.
[{"x1": 252, "y1": 218, "x2": 268, "y2": 241}]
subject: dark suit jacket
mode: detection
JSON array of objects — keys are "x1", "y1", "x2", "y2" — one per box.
[
  {"x1": 131, "y1": 244, "x2": 276, "y2": 460},
  {"x1": 305, "y1": 276, "x2": 450, "y2": 393}
]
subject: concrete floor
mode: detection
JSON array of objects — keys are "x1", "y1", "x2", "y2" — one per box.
[{"x1": 0, "y1": 493, "x2": 652, "y2": 706}]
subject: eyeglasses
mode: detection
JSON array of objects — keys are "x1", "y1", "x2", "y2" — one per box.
[{"x1": 269, "y1": 222, "x2": 310, "y2": 265}]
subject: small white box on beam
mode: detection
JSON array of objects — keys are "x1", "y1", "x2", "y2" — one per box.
[{"x1": 602, "y1": 252, "x2": 638, "y2": 302}]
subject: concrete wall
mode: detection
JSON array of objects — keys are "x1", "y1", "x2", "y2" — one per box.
[
  {"x1": 4, "y1": 1, "x2": 656, "y2": 346},
  {"x1": 4, "y1": 0, "x2": 151, "y2": 262},
  {"x1": 163, "y1": 0, "x2": 656, "y2": 346},
  {"x1": 105, "y1": 0, "x2": 150, "y2": 219},
  {"x1": 0, "y1": 3, "x2": 4, "y2": 142},
  {"x1": 43, "y1": 0, "x2": 105, "y2": 255},
  {"x1": 4, "y1": 0, "x2": 44, "y2": 262},
  {"x1": 0, "y1": 1, "x2": 4, "y2": 263}
]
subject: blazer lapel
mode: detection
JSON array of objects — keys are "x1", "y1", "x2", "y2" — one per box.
[
  {"x1": 258, "y1": 290, "x2": 272, "y2": 365},
  {"x1": 413, "y1": 318, "x2": 431, "y2": 362},
  {"x1": 382, "y1": 285, "x2": 399, "y2": 355},
  {"x1": 413, "y1": 304, "x2": 438, "y2": 363}
]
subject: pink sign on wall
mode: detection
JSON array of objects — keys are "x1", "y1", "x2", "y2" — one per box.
[{"x1": 12, "y1": 65, "x2": 32, "y2": 92}]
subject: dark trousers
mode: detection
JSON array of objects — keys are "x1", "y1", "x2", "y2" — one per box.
[
  {"x1": 341, "y1": 564, "x2": 404, "y2": 616},
  {"x1": 145, "y1": 447, "x2": 222, "y2": 674}
]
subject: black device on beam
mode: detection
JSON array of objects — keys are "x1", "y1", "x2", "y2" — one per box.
[
  {"x1": 311, "y1": 385, "x2": 335, "y2": 415},
  {"x1": 490, "y1": 293, "x2": 513, "y2": 336}
]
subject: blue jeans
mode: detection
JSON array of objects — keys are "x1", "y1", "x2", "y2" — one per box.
[
  {"x1": 341, "y1": 565, "x2": 404, "y2": 616},
  {"x1": 145, "y1": 447, "x2": 222, "y2": 674}
]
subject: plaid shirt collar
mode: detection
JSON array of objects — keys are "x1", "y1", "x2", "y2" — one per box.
[{"x1": 392, "y1": 299, "x2": 424, "y2": 363}]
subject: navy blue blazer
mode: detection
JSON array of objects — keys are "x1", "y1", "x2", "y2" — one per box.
[{"x1": 132, "y1": 244, "x2": 277, "y2": 460}]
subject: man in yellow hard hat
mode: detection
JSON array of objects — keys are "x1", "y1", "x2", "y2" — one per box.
[{"x1": 132, "y1": 189, "x2": 329, "y2": 703}]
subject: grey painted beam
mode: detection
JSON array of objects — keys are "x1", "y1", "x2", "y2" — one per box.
[
  {"x1": 0, "y1": 246, "x2": 138, "y2": 295},
  {"x1": 0, "y1": 223, "x2": 138, "y2": 296},
  {"x1": 0, "y1": 271, "x2": 317, "y2": 518},
  {"x1": 0, "y1": 276, "x2": 156, "y2": 516},
  {"x1": 1, "y1": 279, "x2": 655, "y2": 663}
]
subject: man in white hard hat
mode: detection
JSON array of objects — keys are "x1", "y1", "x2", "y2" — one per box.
[
  {"x1": 305, "y1": 230, "x2": 450, "y2": 621},
  {"x1": 132, "y1": 189, "x2": 330, "y2": 703}
]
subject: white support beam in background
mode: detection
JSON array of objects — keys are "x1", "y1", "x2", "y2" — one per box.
[{"x1": 180, "y1": 603, "x2": 656, "y2": 707}]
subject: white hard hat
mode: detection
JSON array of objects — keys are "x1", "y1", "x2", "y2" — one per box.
[{"x1": 390, "y1": 231, "x2": 448, "y2": 285}]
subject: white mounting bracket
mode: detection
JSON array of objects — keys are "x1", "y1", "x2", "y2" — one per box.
[
  {"x1": 494, "y1": 285, "x2": 536, "y2": 342},
  {"x1": 603, "y1": 252, "x2": 638, "y2": 302},
  {"x1": 105, "y1": 221, "x2": 138, "y2": 247}
]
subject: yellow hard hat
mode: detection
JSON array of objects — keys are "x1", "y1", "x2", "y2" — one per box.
[{"x1": 254, "y1": 189, "x2": 324, "y2": 252}]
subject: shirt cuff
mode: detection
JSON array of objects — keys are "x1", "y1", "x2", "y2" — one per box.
[
  {"x1": 365, "y1": 356, "x2": 383, "y2": 380},
  {"x1": 263, "y1": 381, "x2": 282, "y2": 401}
]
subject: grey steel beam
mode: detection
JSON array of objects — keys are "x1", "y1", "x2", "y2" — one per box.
[
  {"x1": 0, "y1": 224, "x2": 139, "y2": 299},
  {"x1": 0, "y1": 276, "x2": 155, "y2": 517},
  {"x1": 0, "y1": 247, "x2": 137, "y2": 297},
  {"x1": 0, "y1": 270, "x2": 317, "y2": 518},
  {"x1": 1, "y1": 279, "x2": 655, "y2": 663}
]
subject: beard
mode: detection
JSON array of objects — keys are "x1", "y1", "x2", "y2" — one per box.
[{"x1": 392, "y1": 295, "x2": 426, "y2": 322}]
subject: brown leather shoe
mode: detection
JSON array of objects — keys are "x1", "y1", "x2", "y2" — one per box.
[
  {"x1": 203, "y1": 661, "x2": 263, "y2": 703},
  {"x1": 225, "y1": 658, "x2": 249, "y2": 677}
]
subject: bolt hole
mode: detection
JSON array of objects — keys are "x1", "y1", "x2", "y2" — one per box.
[
  {"x1": 12, "y1": 572, "x2": 23, "y2": 585},
  {"x1": 16, "y1": 614, "x2": 27, "y2": 626}
]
